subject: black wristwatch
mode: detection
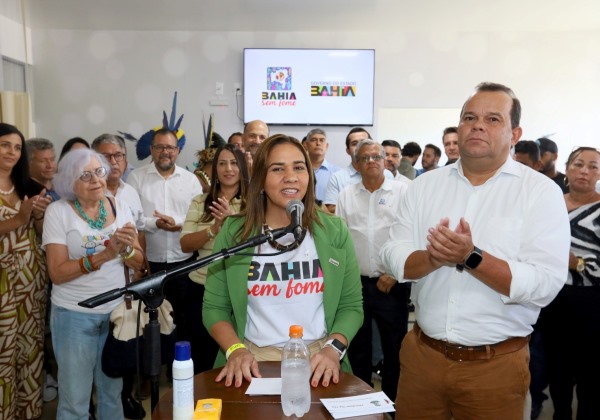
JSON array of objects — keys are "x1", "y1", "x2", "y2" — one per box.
[
  {"x1": 456, "y1": 246, "x2": 483, "y2": 272},
  {"x1": 323, "y1": 339, "x2": 347, "y2": 360}
]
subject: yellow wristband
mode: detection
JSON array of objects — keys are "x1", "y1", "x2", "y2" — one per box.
[{"x1": 225, "y1": 343, "x2": 247, "y2": 360}]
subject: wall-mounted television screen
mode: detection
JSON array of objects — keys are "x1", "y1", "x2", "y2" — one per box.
[{"x1": 243, "y1": 48, "x2": 375, "y2": 126}]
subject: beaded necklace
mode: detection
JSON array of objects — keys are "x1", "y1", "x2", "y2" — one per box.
[
  {"x1": 263, "y1": 224, "x2": 307, "y2": 252},
  {"x1": 74, "y1": 199, "x2": 107, "y2": 230}
]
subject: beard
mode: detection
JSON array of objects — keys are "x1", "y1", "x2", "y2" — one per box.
[{"x1": 156, "y1": 158, "x2": 174, "y2": 172}]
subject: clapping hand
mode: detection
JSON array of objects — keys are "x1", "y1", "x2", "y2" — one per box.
[
  {"x1": 153, "y1": 210, "x2": 181, "y2": 232},
  {"x1": 426, "y1": 217, "x2": 473, "y2": 267},
  {"x1": 209, "y1": 197, "x2": 234, "y2": 228},
  {"x1": 106, "y1": 222, "x2": 137, "y2": 256}
]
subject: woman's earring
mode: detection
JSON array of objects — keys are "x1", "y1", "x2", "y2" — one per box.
[{"x1": 564, "y1": 176, "x2": 569, "y2": 187}]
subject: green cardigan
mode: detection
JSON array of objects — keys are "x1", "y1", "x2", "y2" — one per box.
[{"x1": 203, "y1": 210, "x2": 363, "y2": 372}]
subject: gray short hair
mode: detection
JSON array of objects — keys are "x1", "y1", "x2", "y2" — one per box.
[
  {"x1": 53, "y1": 148, "x2": 109, "y2": 201},
  {"x1": 353, "y1": 139, "x2": 383, "y2": 162},
  {"x1": 26, "y1": 138, "x2": 54, "y2": 159},
  {"x1": 91, "y1": 133, "x2": 127, "y2": 152},
  {"x1": 306, "y1": 128, "x2": 326, "y2": 140}
]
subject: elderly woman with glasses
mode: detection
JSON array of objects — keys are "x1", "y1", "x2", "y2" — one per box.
[
  {"x1": 42, "y1": 148, "x2": 144, "y2": 418},
  {"x1": 542, "y1": 146, "x2": 600, "y2": 419}
]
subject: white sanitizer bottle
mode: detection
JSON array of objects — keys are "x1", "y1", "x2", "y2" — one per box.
[
  {"x1": 173, "y1": 341, "x2": 194, "y2": 420},
  {"x1": 281, "y1": 325, "x2": 311, "y2": 417}
]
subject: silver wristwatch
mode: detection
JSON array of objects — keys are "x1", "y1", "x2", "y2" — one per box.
[{"x1": 323, "y1": 339, "x2": 347, "y2": 360}]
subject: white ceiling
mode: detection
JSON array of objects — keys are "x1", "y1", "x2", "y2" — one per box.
[{"x1": 24, "y1": 0, "x2": 600, "y2": 33}]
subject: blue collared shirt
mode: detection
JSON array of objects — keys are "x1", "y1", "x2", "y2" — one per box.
[{"x1": 314, "y1": 159, "x2": 341, "y2": 202}]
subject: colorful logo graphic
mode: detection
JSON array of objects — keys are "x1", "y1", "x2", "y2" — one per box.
[
  {"x1": 267, "y1": 67, "x2": 292, "y2": 91},
  {"x1": 311, "y1": 84, "x2": 356, "y2": 96}
]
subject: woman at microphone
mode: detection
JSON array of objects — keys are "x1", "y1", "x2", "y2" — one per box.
[{"x1": 203, "y1": 134, "x2": 363, "y2": 388}]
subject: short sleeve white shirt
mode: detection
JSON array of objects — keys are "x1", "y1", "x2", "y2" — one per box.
[
  {"x1": 337, "y1": 178, "x2": 408, "y2": 277},
  {"x1": 42, "y1": 199, "x2": 135, "y2": 314}
]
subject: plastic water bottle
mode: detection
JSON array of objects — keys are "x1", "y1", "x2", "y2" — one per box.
[
  {"x1": 281, "y1": 325, "x2": 311, "y2": 417},
  {"x1": 173, "y1": 341, "x2": 194, "y2": 420}
]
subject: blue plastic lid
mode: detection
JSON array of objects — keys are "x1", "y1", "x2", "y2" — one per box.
[{"x1": 174, "y1": 341, "x2": 191, "y2": 361}]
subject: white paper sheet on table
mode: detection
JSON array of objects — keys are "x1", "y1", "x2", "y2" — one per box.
[
  {"x1": 321, "y1": 391, "x2": 395, "y2": 419},
  {"x1": 245, "y1": 377, "x2": 282, "y2": 395}
]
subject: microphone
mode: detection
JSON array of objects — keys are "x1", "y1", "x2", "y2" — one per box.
[{"x1": 286, "y1": 199, "x2": 304, "y2": 241}]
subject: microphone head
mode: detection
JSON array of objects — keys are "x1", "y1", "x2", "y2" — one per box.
[{"x1": 286, "y1": 199, "x2": 304, "y2": 214}]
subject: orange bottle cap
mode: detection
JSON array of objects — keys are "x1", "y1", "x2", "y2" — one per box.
[{"x1": 289, "y1": 325, "x2": 303, "y2": 337}]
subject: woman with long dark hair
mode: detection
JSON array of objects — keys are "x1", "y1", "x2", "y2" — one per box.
[
  {"x1": 203, "y1": 134, "x2": 363, "y2": 388},
  {"x1": 180, "y1": 144, "x2": 249, "y2": 373},
  {"x1": 0, "y1": 122, "x2": 51, "y2": 419}
]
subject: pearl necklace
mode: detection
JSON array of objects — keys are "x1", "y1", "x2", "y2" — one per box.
[
  {"x1": 74, "y1": 199, "x2": 108, "y2": 230},
  {"x1": 0, "y1": 185, "x2": 15, "y2": 195}
]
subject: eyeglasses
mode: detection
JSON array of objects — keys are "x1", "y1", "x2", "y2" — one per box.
[
  {"x1": 102, "y1": 152, "x2": 126, "y2": 162},
  {"x1": 358, "y1": 155, "x2": 384, "y2": 163},
  {"x1": 79, "y1": 167, "x2": 107, "y2": 182},
  {"x1": 152, "y1": 145, "x2": 178, "y2": 152}
]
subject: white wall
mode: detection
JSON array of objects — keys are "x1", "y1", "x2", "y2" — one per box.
[{"x1": 29, "y1": 29, "x2": 600, "y2": 171}]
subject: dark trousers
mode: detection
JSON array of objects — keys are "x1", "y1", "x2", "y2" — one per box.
[
  {"x1": 542, "y1": 285, "x2": 600, "y2": 420},
  {"x1": 348, "y1": 276, "x2": 410, "y2": 402},
  {"x1": 529, "y1": 314, "x2": 548, "y2": 406}
]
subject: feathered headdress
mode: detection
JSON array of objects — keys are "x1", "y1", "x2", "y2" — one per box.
[
  {"x1": 119, "y1": 91, "x2": 186, "y2": 160},
  {"x1": 195, "y1": 113, "x2": 226, "y2": 168}
]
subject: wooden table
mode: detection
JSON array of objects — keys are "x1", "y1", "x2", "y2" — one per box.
[{"x1": 152, "y1": 361, "x2": 385, "y2": 419}]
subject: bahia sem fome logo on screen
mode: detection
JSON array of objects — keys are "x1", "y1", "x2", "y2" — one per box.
[
  {"x1": 267, "y1": 67, "x2": 292, "y2": 91},
  {"x1": 262, "y1": 67, "x2": 296, "y2": 107}
]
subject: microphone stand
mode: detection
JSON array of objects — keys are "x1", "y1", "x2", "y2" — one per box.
[{"x1": 79, "y1": 225, "x2": 290, "y2": 412}]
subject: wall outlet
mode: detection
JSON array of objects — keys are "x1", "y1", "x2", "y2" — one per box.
[{"x1": 234, "y1": 82, "x2": 242, "y2": 95}]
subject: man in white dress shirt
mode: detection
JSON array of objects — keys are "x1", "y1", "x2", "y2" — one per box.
[
  {"x1": 127, "y1": 128, "x2": 202, "y2": 355},
  {"x1": 336, "y1": 139, "x2": 409, "y2": 405},
  {"x1": 380, "y1": 82, "x2": 570, "y2": 418}
]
